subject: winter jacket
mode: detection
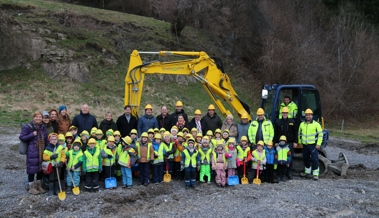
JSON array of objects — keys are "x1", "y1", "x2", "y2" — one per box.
[
  {"x1": 274, "y1": 118, "x2": 297, "y2": 144},
  {"x1": 72, "y1": 111, "x2": 98, "y2": 134},
  {"x1": 156, "y1": 113, "x2": 173, "y2": 131},
  {"x1": 188, "y1": 118, "x2": 208, "y2": 136},
  {"x1": 82, "y1": 147, "x2": 102, "y2": 172},
  {"x1": 170, "y1": 109, "x2": 189, "y2": 126},
  {"x1": 202, "y1": 112, "x2": 222, "y2": 133},
  {"x1": 57, "y1": 113, "x2": 71, "y2": 134},
  {"x1": 99, "y1": 119, "x2": 118, "y2": 137},
  {"x1": 221, "y1": 120, "x2": 238, "y2": 138},
  {"x1": 19, "y1": 121, "x2": 48, "y2": 174},
  {"x1": 137, "y1": 114, "x2": 159, "y2": 137},
  {"x1": 264, "y1": 146, "x2": 277, "y2": 165},
  {"x1": 116, "y1": 114, "x2": 138, "y2": 137},
  {"x1": 248, "y1": 117, "x2": 274, "y2": 145},
  {"x1": 237, "y1": 121, "x2": 250, "y2": 143}
]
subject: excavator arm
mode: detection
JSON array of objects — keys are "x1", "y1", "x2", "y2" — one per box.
[{"x1": 124, "y1": 50, "x2": 251, "y2": 120}]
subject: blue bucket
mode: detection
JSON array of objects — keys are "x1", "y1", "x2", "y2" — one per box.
[{"x1": 228, "y1": 175, "x2": 240, "y2": 186}]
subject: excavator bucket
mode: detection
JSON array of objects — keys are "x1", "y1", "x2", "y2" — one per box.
[{"x1": 325, "y1": 153, "x2": 349, "y2": 176}]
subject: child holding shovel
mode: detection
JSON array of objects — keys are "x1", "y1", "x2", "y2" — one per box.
[
  {"x1": 118, "y1": 136, "x2": 137, "y2": 189},
  {"x1": 236, "y1": 136, "x2": 251, "y2": 180},
  {"x1": 66, "y1": 139, "x2": 83, "y2": 193},
  {"x1": 101, "y1": 136, "x2": 118, "y2": 189},
  {"x1": 251, "y1": 140, "x2": 266, "y2": 182}
]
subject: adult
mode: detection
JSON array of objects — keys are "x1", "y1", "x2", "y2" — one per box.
[
  {"x1": 188, "y1": 109, "x2": 207, "y2": 136},
  {"x1": 236, "y1": 113, "x2": 250, "y2": 143},
  {"x1": 99, "y1": 112, "x2": 118, "y2": 136},
  {"x1": 170, "y1": 101, "x2": 189, "y2": 126},
  {"x1": 137, "y1": 104, "x2": 158, "y2": 137},
  {"x1": 19, "y1": 111, "x2": 48, "y2": 195},
  {"x1": 279, "y1": 95, "x2": 298, "y2": 119},
  {"x1": 202, "y1": 104, "x2": 222, "y2": 133},
  {"x1": 221, "y1": 114, "x2": 238, "y2": 138},
  {"x1": 175, "y1": 114, "x2": 190, "y2": 132},
  {"x1": 42, "y1": 111, "x2": 54, "y2": 134},
  {"x1": 298, "y1": 108, "x2": 323, "y2": 180},
  {"x1": 49, "y1": 109, "x2": 59, "y2": 133},
  {"x1": 57, "y1": 105, "x2": 71, "y2": 134},
  {"x1": 274, "y1": 107, "x2": 297, "y2": 179},
  {"x1": 116, "y1": 105, "x2": 138, "y2": 137},
  {"x1": 156, "y1": 105, "x2": 173, "y2": 131},
  {"x1": 248, "y1": 108, "x2": 274, "y2": 145},
  {"x1": 71, "y1": 104, "x2": 98, "y2": 134}
]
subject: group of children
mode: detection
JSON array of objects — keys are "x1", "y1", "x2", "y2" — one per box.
[{"x1": 41, "y1": 124, "x2": 292, "y2": 194}]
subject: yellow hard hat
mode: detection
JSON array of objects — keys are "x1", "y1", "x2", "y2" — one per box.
[
  {"x1": 65, "y1": 132, "x2": 73, "y2": 138},
  {"x1": 176, "y1": 101, "x2": 183, "y2": 107},
  {"x1": 91, "y1": 127, "x2": 97, "y2": 134},
  {"x1": 145, "y1": 104, "x2": 153, "y2": 110},
  {"x1": 58, "y1": 134, "x2": 65, "y2": 141},
  {"x1": 81, "y1": 130, "x2": 89, "y2": 137},
  {"x1": 160, "y1": 128, "x2": 166, "y2": 132},
  {"x1": 163, "y1": 131, "x2": 171, "y2": 138},
  {"x1": 202, "y1": 136, "x2": 209, "y2": 141},
  {"x1": 107, "y1": 136, "x2": 115, "y2": 142},
  {"x1": 214, "y1": 128, "x2": 222, "y2": 134},
  {"x1": 222, "y1": 129, "x2": 230, "y2": 134},
  {"x1": 227, "y1": 138, "x2": 236, "y2": 144},
  {"x1": 113, "y1": 130, "x2": 121, "y2": 136},
  {"x1": 177, "y1": 132, "x2": 184, "y2": 137},
  {"x1": 194, "y1": 109, "x2": 201, "y2": 115},
  {"x1": 171, "y1": 126, "x2": 178, "y2": 132},
  {"x1": 88, "y1": 138, "x2": 96, "y2": 145},
  {"x1": 282, "y1": 107, "x2": 289, "y2": 113},
  {"x1": 148, "y1": 128, "x2": 154, "y2": 134},
  {"x1": 191, "y1": 128, "x2": 198, "y2": 133},
  {"x1": 266, "y1": 140, "x2": 273, "y2": 146},
  {"x1": 182, "y1": 128, "x2": 189, "y2": 133},
  {"x1": 95, "y1": 129, "x2": 103, "y2": 135},
  {"x1": 257, "y1": 140, "x2": 264, "y2": 146},
  {"x1": 154, "y1": 128, "x2": 159, "y2": 132},
  {"x1": 279, "y1": 135, "x2": 287, "y2": 141},
  {"x1": 240, "y1": 136, "x2": 248, "y2": 141},
  {"x1": 196, "y1": 133, "x2": 203, "y2": 138},
  {"x1": 141, "y1": 132, "x2": 148, "y2": 138},
  {"x1": 69, "y1": 125, "x2": 77, "y2": 131},
  {"x1": 256, "y1": 108, "x2": 265, "y2": 115},
  {"x1": 208, "y1": 104, "x2": 216, "y2": 110},
  {"x1": 122, "y1": 136, "x2": 132, "y2": 145},
  {"x1": 154, "y1": 133, "x2": 162, "y2": 139},
  {"x1": 206, "y1": 130, "x2": 213, "y2": 136},
  {"x1": 241, "y1": 113, "x2": 249, "y2": 119},
  {"x1": 305, "y1": 108, "x2": 313, "y2": 114},
  {"x1": 130, "y1": 129, "x2": 138, "y2": 135},
  {"x1": 106, "y1": 129, "x2": 114, "y2": 135},
  {"x1": 187, "y1": 137, "x2": 195, "y2": 143}
]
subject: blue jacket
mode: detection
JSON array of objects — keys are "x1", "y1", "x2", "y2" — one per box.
[
  {"x1": 137, "y1": 114, "x2": 158, "y2": 137},
  {"x1": 72, "y1": 111, "x2": 98, "y2": 134},
  {"x1": 264, "y1": 146, "x2": 277, "y2": 165}
]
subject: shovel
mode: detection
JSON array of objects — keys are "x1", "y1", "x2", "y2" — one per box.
[
  {"x1": 67, "y1": 169, "x2": 80, "y2": 195},
  {"x1": 253, "y1": 162, "x2": 261, "y2": 185},
  {"x1": 241, "y1": 161, "x2": 249, "y2": 185},
  {"x1": 164, "y1": 158, "x2": 171, "y2": 183},
  {"x1": 55, "y1": 163, "x2": 66, "y2": 200},
  {"x1": 105, "y1": 158, "x2": 117, "y2": 189}
]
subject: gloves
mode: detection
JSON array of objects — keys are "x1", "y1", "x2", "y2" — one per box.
[
  {"x1": 149, "y1": 160, "x2": 154, "y2": 165},
  {"x1": 180, "y1": 165, "x2": 185, "y2": 171},
  {"x1": 50, "y1": 154, "x2": 58, "y2": 160},
  {"x1": 56, "y1": 161, "x2": 63, "y2": 168},
  {"x1": 107, "y1": 154, "x2": 113, "y2": 159}
]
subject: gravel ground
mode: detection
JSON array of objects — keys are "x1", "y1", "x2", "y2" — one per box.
[{"x1": 1, "y1": 131, "x2": 378, "y2": 218}]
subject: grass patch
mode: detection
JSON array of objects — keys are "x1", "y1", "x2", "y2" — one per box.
[{"x1": 328, "y1": 126, "x2": 379, "y2": 144}]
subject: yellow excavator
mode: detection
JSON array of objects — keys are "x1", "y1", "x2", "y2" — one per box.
[{"x1": 124, "y1": 50, "x2": 349, "y2": 177}]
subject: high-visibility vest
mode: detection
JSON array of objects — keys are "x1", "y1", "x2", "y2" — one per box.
[
  {"x1": 118, "y1": 149, "x2": 130, "y2": 167},
  {"x1": 103, "y1": 147, "x2": 116, "y2": 166},
  {"x1": 279, "y1": 101, "x2": 298, "y2": 119},
  {"x1": 84, "y1": 148, "x2": 100, "y2": 171},
  {"x1": 298, "y1": 120, "x2": 323, "y2": 145},
  {"x1": 152, "y1": 143, "x2": 168, "y2": 164},
  {"x1": 198, "y1": 148, "x2": 212, "y2": 163},
  {"x1": 136, "y1": 142, "x2": 152, "y2": 160},
  {"x1": 165, "y1": 142, "x2": 174, "y2": 159},
  {"x1": 96, "y1": 139, "x2": 106, "y2": 149},
  {"x1": 67, "y1": 150, "x2": 83, "y2": 171},
  {"x1": 44, "y1": 145, "x2": 63, "y2": 166},
  {"x1": 248, "y1": 118, "x2": 274, "y2": 144},
  {"x1": 182, "y1": 149, "x2": 198, "y2": 167},
  {"x1": 277, "y1": 146, "x2": 290, "y2": 162},
  {"x1": 252, "y1": 149, "x2": 266, "y2": 169}
]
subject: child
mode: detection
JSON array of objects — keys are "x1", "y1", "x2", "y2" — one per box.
[
  {"x1": 82, "y1": 138, "x2": 102, "y2": 192},
  {"x1": 181, "y1": 137, "x2": 200, "y2": 189},
  {"x1": 154, "y1": 128, "x2": 160, "y2": 135},
  {"x1": 236, "y1": 136, "x2": 251, "y2": 181},
  {"x1": 160, "y1": 128, "x2": 166, "y2": 136},
  {"x1": 58, "y1": 134, "x2": 68, "y2": 190},
  {"x1": 105, "y1": 129, "x2": 114, "y2": 140},
  {"x1": 251, "y1": 140, "x2": 266, "y2": 182},
  {"x1": 65, "y1": 132, "x2": 74, "y2": 150},
  {"x1": 190, "y1": 128, "x2": 198, "y2": 139},
  {"x1": 90, "y1": 127, "x2": 97, "y2": 139},
  {"x1": 80, "y1": 130, "x2": 89, "y2": 152},
  {"x1": 66, "y1": 139, "x2": 83, "y2": 193},
  {"x1": 173, "y1": 132, "x2": 185, "y2": 181},
  {"x1": 182, "y1": 128, "x2": 189, "y2": 139},
  {"x1": 212, "y1": 143, "x2": 227, "y2": 187},
  {"x1": 170, "y1": 126, "x2": 178, "y2": 139},
  {"x1": 118, "y1": 136, "x2": 137, "y2": 188},
  {"x1": 225, "y1": 138, "x2": 238, "y2": 182},
  {"x1": 151, "y1": 133, "x2": 170, "y2": 184},
  {"x1": 113, "y1": 130, "x2": 123, "y2": 181},
  {"x1": 213, "y1": 129, "x2": 222, "y2": 147},
  {"x1": 195, "y1": 133, "x2": 203, "y2": 148},
  {"x1": 130, "y1": 129, "x2": 138, "y2": 143},
  {"x1": 136, "y1": 132, "x2": 154, "y2": 186},
  {"x1": 222, "y1": 129, "x2": 230, "y2": 146},
  {"x1": 95, "y1": 129, "x2": 106, "y2": 149},
  {"x1": 276, "y1": 136, "x2": 292, "y2": 182},
  {"x1": 198, "y1": 136, "x2": 212, "y2": 184},
  {"x1": 264, "y1": 140, "x2": 277, "y2": 183},
  {"x1": 162, "y1": 131, "x2": 175, "y2": 174},
  {"x1": 101, "y1": 136, "x2": 118, "y2": 189},
  {"x1": 43, "y1": 133, "x2": 66, "y2": 196},
  {"x1": 69, "y1": 125, "x2": 78, "y2": 140},
  {"x1": 147, "y1": 128, "x2": 155, "y2": 141}
]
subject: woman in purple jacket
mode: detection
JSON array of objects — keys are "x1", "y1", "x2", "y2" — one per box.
[{"x1": 19, "y1": 111, "x2": 48, "y2": 195}]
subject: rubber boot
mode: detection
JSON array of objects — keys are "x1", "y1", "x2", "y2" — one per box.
[
  {"x1": 66, "y1": 186, "x2": 72, "y2": 194},
  {"x1": 35, "y1": 180, "x2": 46, "y2": 194},
  {"x1": 48, "y1": 183, "x2": 54, "y2": 196},
  {"x1": 28, "y1": 182, "x2": 40, "y2": 195}
]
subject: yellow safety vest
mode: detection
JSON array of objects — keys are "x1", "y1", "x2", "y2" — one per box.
[
  {"x1": 248, "y1": 118, "x2": 274, "y2": 144},
  {"x1": 136, "y1": 142, "x2": 152, "y2": 160},
  {"x1": 182, "y1": 149, "x2": 198, "y2": 167},
  {"x1": 44, "y1": 145, "x2": 63, "y2": 166},
  {"x1": 67, "y1": 150, "x2": 83, "y2": 171},
  {"x1": 103, "y1": 147, "x2": 116, "y2": 166},
  {"x1": 252, "y1": 149, "x2": 266, "y2": 169},
  {"x1": 298, "y1": 120, "x2": 323, "y2": 146},
  {"x1": 118, "y1": 149, "x2": 130, "y2": 167},
  {"x1": 279, "y1": 101, "x2": 298, "y2": 119},
  {"x1": 84, "y1": 148, "x2": 100, "y2": 171},
  {"x1": 198, "y1": 148, "x2": 212, "y2": 163}
]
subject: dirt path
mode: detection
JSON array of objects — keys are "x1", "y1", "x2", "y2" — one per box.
[{"x1": 1, "y1": 132, "x2": 378, "y2": 217}]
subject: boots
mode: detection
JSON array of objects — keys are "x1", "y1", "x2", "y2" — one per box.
[
  {"x1": 28, "y1": 182, "x2": 40, "y2": 195},
  {"x1": 48, "y1": 183, "x2": 54, "y2": 196},
  {"x1": 66, "y1": 186, "x2": 72, "y2": 194},
  {"x1": 54, "y1": 182, "x2": 60, "y2": 195},
  {"x1": 35, "y1": 180, "x2": 46, "y2": 194}
]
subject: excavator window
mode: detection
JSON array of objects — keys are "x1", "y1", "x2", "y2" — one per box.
[{"x1": 300, "y1": 89, "x2": 321, "y2": 121}]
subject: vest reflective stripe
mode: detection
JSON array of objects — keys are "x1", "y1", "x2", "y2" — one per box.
[
  {"x1": 84, "y1": 148, "x2": 100, "y2": 170},
  {"x1": 277, "y1": 147, "x2": 289, "y2": 161},
  {"x1": 248, "y1": 119, "x2": 274, "y2": 144},
  {"x1": 103, "y1": 148, "x2": 116, "y2": 166},
  {"x1": 183, "y1": 149, "x2": 198, "y2": 167},
  {"x1": 212, "y1": 151, "x2": 226, "y2": 165},
  {"x1": 44, "y1": 145, "x2": 63, "y2": 166},
  {"x1": 298, "y1": 121, "x2": 323, "y2": 145},
  {"x1": 198, "y1": 148, "x2": 212, "y2": 162},
  {"x1": 153, "y1": 143, "x2": 165, "y2": 164},
  {"x1": 67, "y1": 150, "x2": 83, "y2": 171},
  {"x1": 279, "y1": 101, "x2": 298, "y2": 119},
  {"x1": 252, "y1": 149, "x2": 266, "y2": 169},
  {"x1": 236, "y1": 146, "x2": 244, "y2": 160},
  {"x1": 166, "y1": 142, "x2": 174, "y2": 159},
  {"x1": 118, "y1": 150, "x2": 130, "y2": 167},
  {"x1": 136, "y1": 142, "x2": 152, "y2": 160}
]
